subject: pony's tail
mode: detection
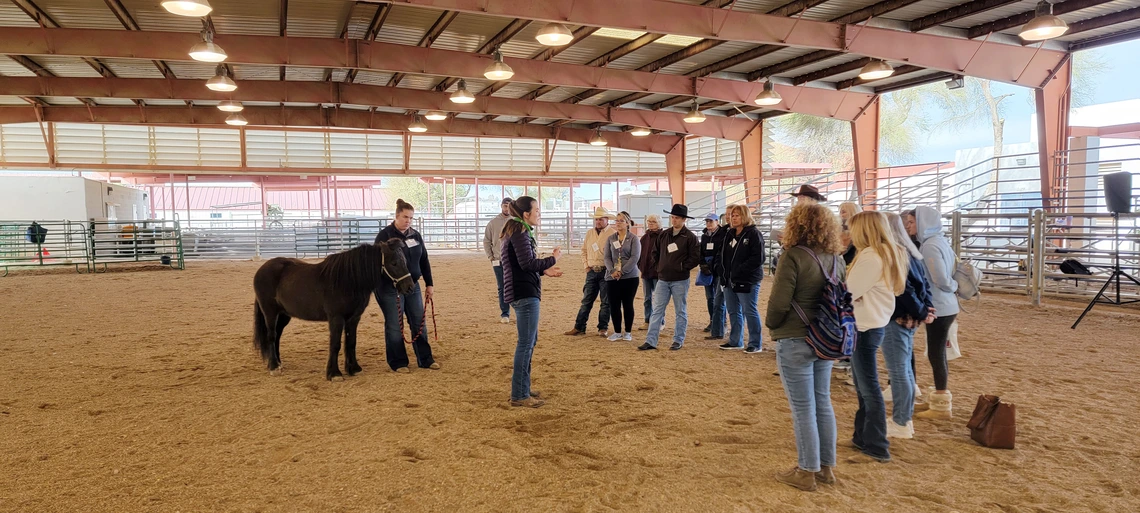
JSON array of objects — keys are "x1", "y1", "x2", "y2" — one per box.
[{"x1": 253, "y1": 301, "x2": 271, "y2": 362}]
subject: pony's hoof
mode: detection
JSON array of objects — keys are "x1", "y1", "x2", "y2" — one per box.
[{"x1": 394, "y1": 367, "x2": 411, "y2": 374}]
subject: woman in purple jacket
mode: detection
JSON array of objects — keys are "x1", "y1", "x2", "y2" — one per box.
[{"x1": 500, "y1": 196, "x2": 563, "y2": 408}]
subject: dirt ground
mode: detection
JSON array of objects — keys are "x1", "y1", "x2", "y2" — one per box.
[{"x1": 1, "y1": 251, "x2": 1138, "y2": 513}]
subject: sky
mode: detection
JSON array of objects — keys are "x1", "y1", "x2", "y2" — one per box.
[{"x1": 912, "y1": 39, "x2": 1140, "y2": 164}]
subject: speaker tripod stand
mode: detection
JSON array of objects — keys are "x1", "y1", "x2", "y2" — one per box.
[{"x1": 1072, "y1": 212, "x2": 1140, "y2": 329}]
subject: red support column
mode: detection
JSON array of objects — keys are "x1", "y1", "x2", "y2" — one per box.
[
  {"x1": 740, "y1": 120, "x2": 763, "y2": 205},
  {"x1": 666, "y1": 139, "x2": 685, "y2": 205},
  {"x1": 1035, "y1": 57, "x2": 1072, "y2": 211},
  {"x1": 851, "y1": 96, "x2": 881, "y2": 208}
]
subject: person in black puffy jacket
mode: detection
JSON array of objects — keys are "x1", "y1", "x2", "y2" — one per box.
[
  {"x1": 719, "y1": 204, "x2": 766, "y2": 352},
  {"x1": 699, "y1": 212, "x2": 727, "y2": 340}
]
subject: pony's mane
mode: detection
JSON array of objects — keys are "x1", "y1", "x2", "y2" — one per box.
[{"x1": 318, "y1": 244, "x2": 381, "y2": 291}]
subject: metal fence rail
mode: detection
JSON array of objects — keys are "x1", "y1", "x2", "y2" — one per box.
[{"x1": 0, "y1": 218, "x2": 184, "y2": 275}]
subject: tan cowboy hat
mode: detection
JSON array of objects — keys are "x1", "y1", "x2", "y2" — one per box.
[{"x1": 591, "y1": 206, "x2": 616, "y2": 219}]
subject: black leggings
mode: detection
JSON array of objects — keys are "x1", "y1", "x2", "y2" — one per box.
[
  {"x1": 608, "y1": 278, "x2": 640, "y2": 334},
  {"x1": 925, "y1": 314, "x2": 957, "y2": 391}
]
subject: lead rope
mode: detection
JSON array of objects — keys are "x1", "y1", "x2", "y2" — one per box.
[{"x1": 397, "y1": 294, "x2": 437, "y2": 345}]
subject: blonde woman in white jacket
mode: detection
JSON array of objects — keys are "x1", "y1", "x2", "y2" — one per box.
[{"x1": 845, "y1": 212, "x2": 908, "y2": 464}]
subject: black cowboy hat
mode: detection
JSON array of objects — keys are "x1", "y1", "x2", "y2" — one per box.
[
  {"x1": 790, "y1": 184, "x2": 827, "y2": 202},
  {"x1": 663, "y1": 204, "x2": 693, "y2": 219}
]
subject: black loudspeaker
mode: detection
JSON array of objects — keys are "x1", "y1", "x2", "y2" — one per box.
[{"x1": 1104, "y1": 172, "x2": 1133, "y2": 214}]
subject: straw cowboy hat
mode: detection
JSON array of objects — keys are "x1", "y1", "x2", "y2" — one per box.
[{"x1": 591, "y1": 206, "x2": 616, "y2": 219}]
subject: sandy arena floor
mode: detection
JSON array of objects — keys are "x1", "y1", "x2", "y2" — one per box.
[{"x1": 1, "y1": 252, "x2": 1138, "y2": 512}]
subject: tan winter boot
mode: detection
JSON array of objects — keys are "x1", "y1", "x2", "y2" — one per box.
[{"x1": 915, "y1": 390, "x2": 952, "y2": 420}]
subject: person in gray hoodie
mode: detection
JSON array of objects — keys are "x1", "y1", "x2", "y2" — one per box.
[
  {"x1": 913, "y1": 206, "x2": 959, "y2": 421},
  {"x1": 484, "y1": 197, "x2": 514, "y2": 323}
]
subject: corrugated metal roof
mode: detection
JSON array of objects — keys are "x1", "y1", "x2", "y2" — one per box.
[
  {"x1": 398, "y1": 75, "x2": 442, "y2": 91},
  {"x1": 43, "y1": 97, "x2": 86, "y2": 105},
  {"x1": 0, "y1": 56, "x2": 39, "y2": 77},
  {"x1": 497, "y1": 23, "x2": 559, "y2": 58},
  {"x1": 118, "y1": 0, "x2": 202, "y2": 32},
  {"x1": 343, "y1": 2, "x2": 377, "y2": 40},
  {"x1": 549, "y1": 33, "x2": 634, "y2": 66},
  {"x1": 211, "y1": 2, "x2": 284, "y2": 37},
  {"x1": 657, "y1": 40, "x2": 753, "y2": 75},
  {"x1": 351, "y1": 71, "x2": 396, "y2": 86},
  {"x1": 723, "y1": 46, "x2": 809, "y2": 75},
  {"x1": 38, "y1": 0, "x2": 129, "y2": 30},
  {"x1": 0, "y1": 96, "x2": 29, "y2": 105},
  {"x1": 430, "y1": 13, "x2": 512, "y2": 53},
  {"x1": 606, "y1": 42, "x2": 690, "y2": 71},
  {"x1": 234, "y1": 65, "x2": 282, "y2": 81},
  {"x1": 540, "y1": 87, "x2": 589, "y2": 103},
  {"x1": 804, "y1": 0, "x2": 888, "y2": 22},
  {"x1": 284, "y1": 67, "x2": 327, "y2": 82},
  {"x1": 941, "y1": 0, "x2": 1037, "y2": 29},
  {"x1": 145, "y1": 99, "x2": 190, "y2": 106},
  {"x1": 373, "y1": 5, "x2": 438, "y2": 46},
  {"x1": 0, "y1": 2, "x2": 39, "y2": 27},
  {"x1": 103, "y1": 59, "x2": 167, "y2": 79},
  {"x1": 36, "y1": 56, "x2": 106, "y2": 78},
  {"x1": 284, "y1": 0, "x2": 353, "y2": 38},
  {"x1": 783, "y1": 54, "x2": 860, "y2": 78},
  {"x1": 490, "y1": 83, "x2": 541, "y2": 99},
  {"x1": 879, "y1": 0, "x2": 969, "y2": 22},
  {"x1": 165, "y1": 61, "x2": 219, "y2": 80},
  {"x1": 94, "y1": 98, "x2": 137, "y2": 106},
  {"x1": 1057, "y1": 17, "x2": 1140, "y2": 43}
]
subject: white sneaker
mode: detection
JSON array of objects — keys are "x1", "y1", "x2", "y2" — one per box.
[
  {"x1": 882, "y1": 387, "x2": 893, "y2": 403},
  {"x1": 500, "y1": 316, "x2": 510, "y2": 324},
  {"x1": 887, "y1": 421, "x2": 913, "y2": 439},
  {"x1": 914, "y1": 383, "x2": 923, "y2": 398},
  {"x1": 622, "y1": 332, "x2": 633, "y2": 341},
  {"x1": 607, "y1": 332, "x2": 623, "y2": 341}
]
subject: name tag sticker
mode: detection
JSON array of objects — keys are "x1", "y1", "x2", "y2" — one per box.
[
  {"x1": 706, "y1": 243, "x2": 714, "y2": 250},
  {"x1": 667, "y1": 243, "x2": 678, "y2": 253},
  {"x1": 592, "y1": 243, "x2": 600, "y2": 252},
  {"x1": 406, "y1": 239, "x2": 420, "y2": 248},
  {"x1": 730, "y1": 239, "x2": 737, "y2": 248},
  {"x1": 492, "y1": 260, "x2": 500, "y2": 267},
  {"x1": 612, "y1": 240, "x2": 621, "y2": 249},
  {"x1": 744, "y1": 238, "x2": 750, "y2": 244}
]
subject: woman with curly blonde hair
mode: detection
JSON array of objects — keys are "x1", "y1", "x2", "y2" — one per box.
[{"x1": 765, "y1": 202, "x2": 845, "y2": 492}]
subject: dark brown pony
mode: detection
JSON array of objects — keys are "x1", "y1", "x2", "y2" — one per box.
[{"x1": 252, "y1": 240, "x2": 413, "y2": 380}]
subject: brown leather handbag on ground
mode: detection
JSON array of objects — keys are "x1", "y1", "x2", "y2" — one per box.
[{"x1": 966, "y1": 395, "x2": 1017, "y2": 449}]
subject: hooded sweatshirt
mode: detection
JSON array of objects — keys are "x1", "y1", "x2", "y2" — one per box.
[{"x1": 915, "y1": 206, "x2": 959, "y2": 317}]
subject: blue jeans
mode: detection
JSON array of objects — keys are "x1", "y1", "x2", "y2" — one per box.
[
  {"x1": 724, "y1": 283, "x2": 763, "y2": 350},
  {"x1": 882, "y1": 321, "x2": 916, "y2": 426},
  {"x1": 704, "y1": 284, "x2": 726, "y2": 337},
  {"x1": 642, "y1": 277, "x2": 663, "y2": 325},
  {"x1": 777, "y1": 338, "x2": 837, "y2": 472},
  {"x1": 644, "y1": 279, "x2": 689, "y2": 348},
  {"x1": 374, "y1": 281, "x2": 433, "y2": 371},
  {"x1": 492, "y1": 264, "x2": 509, "y2": 318},
  {"x1": 574, "y1": 269, "x2": 610, "y2": 332},
  {"x1": 510, "y1": 297, "x2": 541, "y2": 401},
  {"x1": 851, "y1": 327, "x2": 890, "y2": 461}
]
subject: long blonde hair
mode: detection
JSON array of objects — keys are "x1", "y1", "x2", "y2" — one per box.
[
  {"x1": 848, "y1": 211, "x2": 907, "y2": 295},
  {"x1": 839, "y1": 202, "x2": 861, "y2": 223}
]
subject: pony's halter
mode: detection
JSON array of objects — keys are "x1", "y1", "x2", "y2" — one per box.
[{"x1": 381, "y1": 248, "x2": 412, "y2": 284}]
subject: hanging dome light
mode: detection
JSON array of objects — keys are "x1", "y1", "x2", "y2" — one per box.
[
  {"x1": 858, "y1": 59, "x2": 894, "y2": 80},
  {"x1": 224, "y1": 113, "x2": 247, "y2": 126},
  {"x1": 161, "y1": 0, "x2": 212, "y2": 17},
  {"x1": 189, "y1": 31, "x2": 227, "y2": 63},
  {"x1": 424, "y1": 110, "x2": 448, "y2": 121},
  {"x1": 483, "y1": 49, "x2": 515, "y2": 81},
  {"x1": 408, "y1": 115, "x2": 428, "y2": 133},
  {"x1": 216, "y1": 100, "x2": 243, "y2": 112},
  {"x1": 683, "y1": 100, "x2": 706, "y2": 124},
  {"x1": 630, "y1": 126, "x2": 651, "y2": 137},
  {"x1": 589, "y1": 130, "x2": 608, "y2": 146},
  {"x1": 535, "y1": 23, "x2": 574, "y2": 46},
  {"x1": 206, "y1": 66, "x2": 237, "y2": 92},
  {"x1": 450, "y1": 79, "x2": 475, "y2": 104},
  {"x1": 753, "y1": 80, "x2": 782, "y2": 106},
  {"x1": 1020, "y1": 1, "x2": 1069, "y2": 41}
]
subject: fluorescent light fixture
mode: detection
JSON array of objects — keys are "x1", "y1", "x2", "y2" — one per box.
[
  {"x1": 483, "y1": 49, "x2": 514, "y2": 81},
  {"x1": 630, "y1": 126, "x2": 651, "y2": 137},
  {"x1": 753, "y1": 80, "x2": 782, "y2": 106},
  {"x1": 450, "y1": 79, "x2": 475, "y2": 104},
  {"x1": 1020, "y1": 1, "x2": 1069, "y2": 41},
  {"x1": 589, "y1": 130, "x2": 607, "y2": 146},
  {"x1": 424, "y1": 110, "x2": 448, "y2": 121},
  {"x1": 858, "y1": 59, "x2": 894, "y2": 80},
  {"x1": 161, "y1": 0, "x2": 212, "y2": 17},
  {"x1": 217, "y1": 100, "x2": 243, "y2": 112},
  {"x1": 225, "y1": 113, "x2": 247, "y2": 126},
  {"x1": 683, "y1": 100, "x2": 706, "y2": 124},
  {"x1": 408, "y1": 115, "x2": 428, "y2": 133},
  {"x1": 535, "y1": 23, "x2": 574, "y2": 46}
]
